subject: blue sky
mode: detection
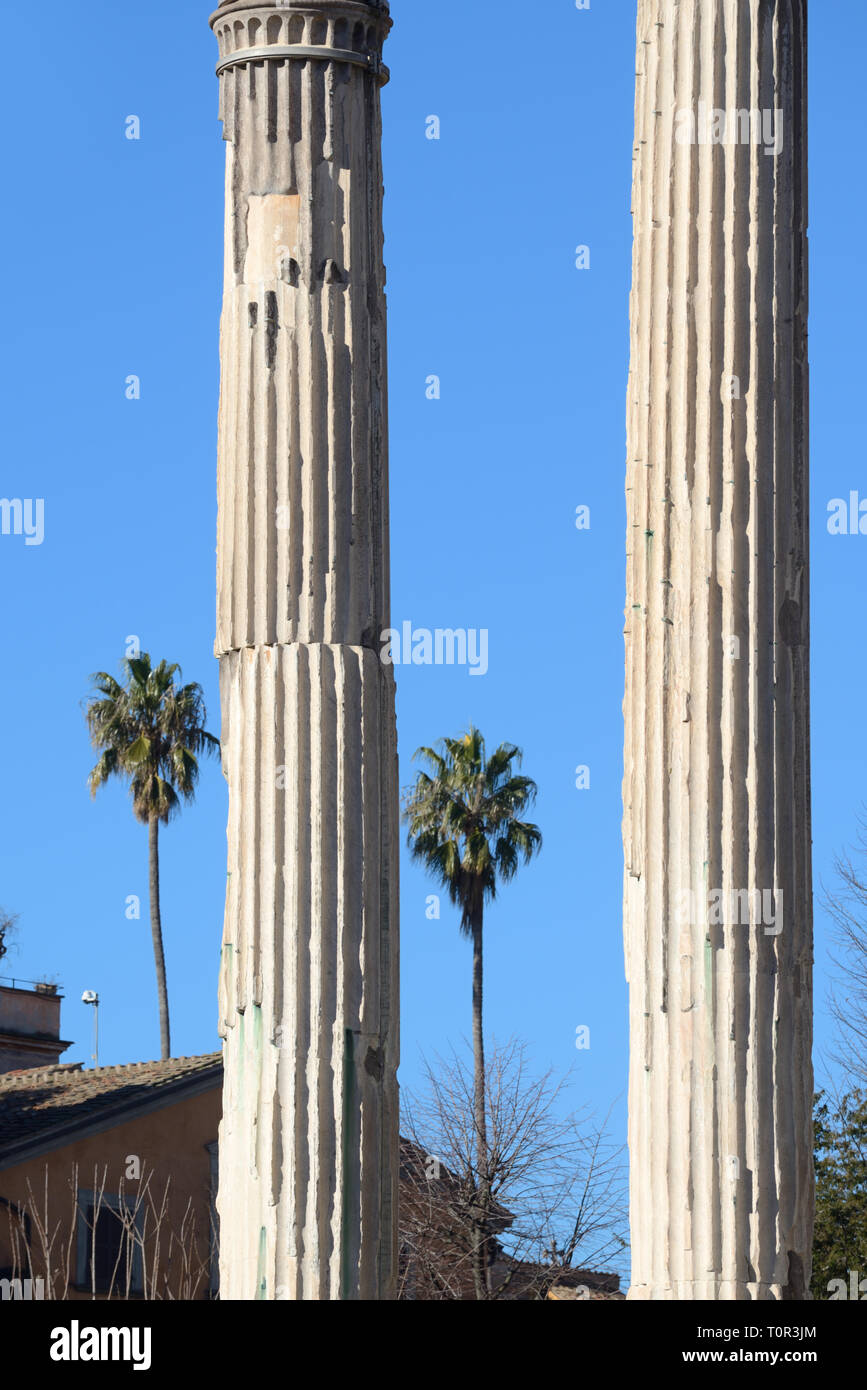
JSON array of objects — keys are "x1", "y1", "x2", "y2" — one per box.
[{"x1": 0, "y1": 0, "x2": 864, "y2": 1270}]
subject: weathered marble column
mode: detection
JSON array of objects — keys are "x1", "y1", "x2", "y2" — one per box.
[
  {"x1": 622, "y1": 0, "x2": 812, "y2": 1299},
  {"x1": 210, "y1": 0, "x2": 399, "y2": 1300}
]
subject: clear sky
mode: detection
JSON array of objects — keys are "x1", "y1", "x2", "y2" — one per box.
[{"x1": 0, "y1": 0, "x2": 864, "y2": 1276}]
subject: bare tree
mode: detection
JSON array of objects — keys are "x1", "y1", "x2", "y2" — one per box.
[
  {"x1": 0, "y1": 907, "x2": 19, "y2": 966},
  {"x1": 824, "y1": 824, "x2": 867, "y2": 1089},
  {"x1": 1, "y1": 1163, "x2": 212, "y2": 1301},
  {"x1": 400, "y1": 1037, "x2": 627, "y2": 1300}
]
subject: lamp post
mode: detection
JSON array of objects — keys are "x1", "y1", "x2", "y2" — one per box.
[{"x1": 81, "y1": 990, "x2": 99, "y2": 1069}]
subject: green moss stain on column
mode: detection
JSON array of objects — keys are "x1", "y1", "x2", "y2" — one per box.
[
  {"x1": 255, "y1": 1226, "x2": 267, "y2": 1300},
  {"x1": 251, "y1": 1003, "x2": 263, "y2": 1137},
  {"x1": 340, "y1": 1028, "x2": 357, "y2": 1300},
  {"x1": 704, "y1": 935, "x2": 714, "y2": 1046},
  {"x1": 237, "y1": 1010, "x2": 245, "y2": 1112}
]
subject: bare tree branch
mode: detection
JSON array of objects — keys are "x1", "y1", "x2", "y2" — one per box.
[
  {"x1": 400, "y1": 1037, "x2": 628, "y2": 1300},
  {"x1": 824, "y1": 821, "x2": 867, "y2": 1089}
]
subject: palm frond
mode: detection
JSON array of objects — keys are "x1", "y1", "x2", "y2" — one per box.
[
  {"x1": 402, "y1": 726, "x2": 541, "y2": 935},
  {"x1": 84, "y1": 652, "x2": 218, "y2": 824}
]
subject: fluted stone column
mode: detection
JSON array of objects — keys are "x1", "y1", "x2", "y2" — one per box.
[
  {"x1": 622, "y1": 0, "x2": 812, "y2": 1299},
  {"x1": 210, "y1": 0, "x2": 398, "y2": 1300}
]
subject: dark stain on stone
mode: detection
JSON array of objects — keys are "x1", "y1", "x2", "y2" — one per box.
[
  {"x1": 265, "y1": 290, "x2": 279, "y2": 369},
  {"x1": 778, "y1": 597, "x2": 802, "y2": 647},
  {"x1": 783, "y1": 1250, "x2": 807, "y2": 1300},
  {"x1": 321, "y1": 259, "x2": 346, "y2": 286},
  {"x1": 248, "y1": 301, "x2": 258, "y2": 328},
  {"x1": 364, "y1": 1046, "x2": 383, "y2": 1082}
]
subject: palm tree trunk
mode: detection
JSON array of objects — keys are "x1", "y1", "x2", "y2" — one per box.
[
  {"x1": 471, "y1": 910, "x2": 491, "y2": 1298},
  {"x1": 148, "y1": 815, "x2": 171, "y2": 1060}
]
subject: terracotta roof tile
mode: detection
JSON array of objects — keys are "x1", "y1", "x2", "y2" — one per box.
[{"x1": 0, "y1": 1053, "x2": 222, "y2": 1159}]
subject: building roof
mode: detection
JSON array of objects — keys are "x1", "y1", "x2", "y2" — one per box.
[
  {"x1": 399, "y1": 1136, "x2": 515, "y2": 1234},
  {"x1": 0, "y1": 1053, "x2": 222, "y2": 1171},
  {"x1": 547, "y1": 1282, "x2": 626, "y2": 1302}
]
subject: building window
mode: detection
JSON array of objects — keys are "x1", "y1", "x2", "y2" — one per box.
[{"x1": 75, "y1": 1191, "x2": 144, "y2": 1296}]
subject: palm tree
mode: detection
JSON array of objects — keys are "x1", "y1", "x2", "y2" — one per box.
[
  {"x1": 85, "y1": 654, "x2": 220, "y2": 1061},
  {"x1": 402, "y1": 726, "x2": 542, "y2": 1296}
]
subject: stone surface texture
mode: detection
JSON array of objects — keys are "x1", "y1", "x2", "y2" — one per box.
[
  {"x1": 622, "y1": 0, "x2": 812, "y2": 1300},
  {"x1": 210, "y1": 0, "x2": 398, "y2": 1301}
]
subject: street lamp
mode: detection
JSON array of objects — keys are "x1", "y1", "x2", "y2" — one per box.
[{"x1": 81, "y1": 990, "x2": 99, "y2": 1068}]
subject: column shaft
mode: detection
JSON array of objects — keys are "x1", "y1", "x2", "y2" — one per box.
[
  {"x1": 210, "y1": 0, "x2": 398, "y2": 1301},
  {"x1": 623, "y1": 0, "x2": 812, "y2": 1300}
]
